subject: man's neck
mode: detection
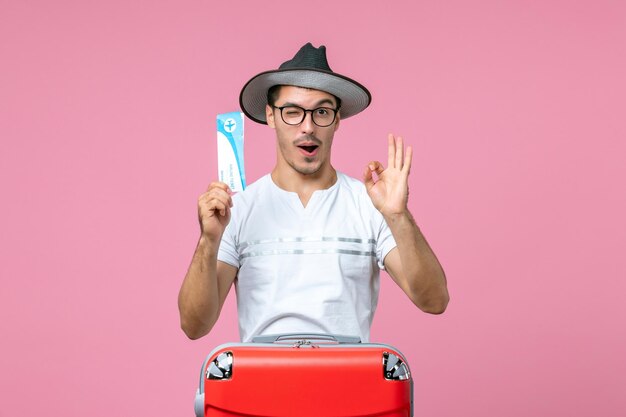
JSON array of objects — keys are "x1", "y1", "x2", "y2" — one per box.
[{"x1": 271, "y1": 166, "x2": 338, "y2": 207}]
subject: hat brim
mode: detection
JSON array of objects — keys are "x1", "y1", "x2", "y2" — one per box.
[{"x1": 239, "y1": 68, "x2": 371, "y2": 124}]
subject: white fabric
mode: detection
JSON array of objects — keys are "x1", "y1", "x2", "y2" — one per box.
[{"x1": 218, "y1": 172, "x2": 397, "y2": 342}]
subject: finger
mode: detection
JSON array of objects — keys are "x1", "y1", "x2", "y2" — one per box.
[
  {"x1": 395, "y1": 136, "x2": 404, "y2": 170},
  {"x1": 207, "y1": 199, "x2": 230, "y2": 217},
  {"x1": 363, "y1": 161, "x2": 384, "y2": 189},
  {"x1": 199, "y1": 192, "x2": 233, "y2": 215},
  {"x1": 202, "y1": 187, "x2": 233, "y2": 207},
  {"x1": 209, "y1": 187, "x2": 233, "y2": 203},
  {"x1": 387, "y1": 133, "x2": 396, "y2": 168},
  {"x1": 368, "y1": 160, "x2": 384, "y2": 175},
  {"x1": 219, "y1": 205, "x2": 230, "y2": 217},
  {"x1": 200, "y1": 196, "x2": 224, "y2": 213},
  {"x1": 207, "y1": 181, "x2": 232, "y2": 194},
  {"x1": 403, "y1": 145, "x2": 413, "y2": 175}
]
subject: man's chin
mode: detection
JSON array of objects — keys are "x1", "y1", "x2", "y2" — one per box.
[{"x1": 293, "y1": 162, "x2": 322, "y2": 176}]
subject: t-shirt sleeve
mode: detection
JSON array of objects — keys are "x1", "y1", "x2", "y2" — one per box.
[{"x1": 376, "y1": 215, "x2": 397, "y2": 270}]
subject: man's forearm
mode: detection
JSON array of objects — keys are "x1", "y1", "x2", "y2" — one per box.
[
  {"x1": 384, "y1": 210, "x2": 449, "y2": 313},
  {"x1": 178, "y1": 236, "x2": 221, "y2": 339}
]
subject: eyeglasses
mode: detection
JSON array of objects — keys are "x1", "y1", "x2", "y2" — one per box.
[{"x1": 272, "y1": 105, "x2": 339, "y2": 127}]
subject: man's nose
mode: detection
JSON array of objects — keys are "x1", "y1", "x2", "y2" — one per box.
[{"x1": 300, "y1": 111, "x2": 315, "y2": 133}]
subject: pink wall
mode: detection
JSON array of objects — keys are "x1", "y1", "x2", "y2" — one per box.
[{"x1": 1, "y1": 1, "x2": 625, "y2": 416}]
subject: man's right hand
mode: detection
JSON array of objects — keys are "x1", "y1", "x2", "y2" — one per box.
[
  {"x1": 179, "y1": 181, "x2": 238, "y2": 339},
  {"x1": 198, "y1": 181, "x2": 233, "y2": 241}
]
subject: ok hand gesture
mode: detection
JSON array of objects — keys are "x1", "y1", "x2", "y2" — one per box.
[{"x1": 363, "y1": 134, "x2": 413, "y2": 217}]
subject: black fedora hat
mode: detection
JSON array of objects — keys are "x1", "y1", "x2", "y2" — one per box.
[{"x1": 239, "y1": 43, "x2": 372, "y2": 124}]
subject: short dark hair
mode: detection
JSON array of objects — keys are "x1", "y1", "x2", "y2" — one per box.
[{"x1": 267, "y1": 85, "x2": 342, "y2": 109}]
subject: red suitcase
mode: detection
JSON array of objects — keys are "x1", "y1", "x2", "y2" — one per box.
[{"x1": 194, "y1": 333, "x2": 413, "y2": 417}]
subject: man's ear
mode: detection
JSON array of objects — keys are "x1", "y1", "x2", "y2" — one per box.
[{"x1": 266, "y1": 105, "x2": 276, "y2": 128}]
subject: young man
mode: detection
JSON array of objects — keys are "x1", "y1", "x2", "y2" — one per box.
[{"x1": 178, "y1": 43, "x2": 449, "y2": 342}]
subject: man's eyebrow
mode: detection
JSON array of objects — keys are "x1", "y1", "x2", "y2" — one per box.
[
  {"x1": 315, "y1": 98, "x2": 336, "y2": 107},
  {"x1": 278, "y1": 101, "x2": 300, "y2": 107},
  {"x1": 278, "y1": 98, "x2": 337, "y2": 108}
]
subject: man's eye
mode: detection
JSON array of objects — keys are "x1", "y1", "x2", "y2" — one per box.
[
  {"x1": 316, "y1": 108, "x2": 329, "y2": 115},
  {"x1": 285, "y1": 109, "x2": 302, "y2": 116}
]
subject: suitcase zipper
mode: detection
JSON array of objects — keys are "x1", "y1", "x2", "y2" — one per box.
[{"x1": 292, "y1": 339, "x2": 319, "y2": 348}]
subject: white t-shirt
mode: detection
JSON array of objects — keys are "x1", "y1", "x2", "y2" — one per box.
[{"x1": 218, "y1": 172, "x2": 397, "y2": 342}]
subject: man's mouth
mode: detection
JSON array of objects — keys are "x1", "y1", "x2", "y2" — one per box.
[{"x1": 297, "y1": 144, "x2": 319, "y2": 155}]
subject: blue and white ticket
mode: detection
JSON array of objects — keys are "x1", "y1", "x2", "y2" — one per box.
[{"x1": 216, "y1": 111, "x2": 246, "y2": 192}]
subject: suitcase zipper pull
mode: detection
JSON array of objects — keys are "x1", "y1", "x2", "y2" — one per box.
[{"x1": 292, "y1": 339, "x2": 319, "y2": 348}]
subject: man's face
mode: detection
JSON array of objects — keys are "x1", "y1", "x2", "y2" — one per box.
[{"x1": 266, "y1": 86, "x2": 340, "y2": 176}]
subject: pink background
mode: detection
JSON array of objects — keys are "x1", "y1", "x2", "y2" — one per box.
[{"x1": 1, "y1": 1, "x2": 625, "y2": 416}]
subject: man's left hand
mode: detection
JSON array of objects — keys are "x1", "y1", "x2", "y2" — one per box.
[{"x1": 363, "y1": 134, "x2": 413, "y2": 217}]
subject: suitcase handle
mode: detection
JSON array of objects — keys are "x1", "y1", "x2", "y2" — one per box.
[{"x1": 251, "y1": 333, "x2": 361, "y2": 344}]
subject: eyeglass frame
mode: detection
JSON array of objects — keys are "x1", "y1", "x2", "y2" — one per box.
[{"x1": 271, "y1": 105, "x2": 340, "y2": 127}]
